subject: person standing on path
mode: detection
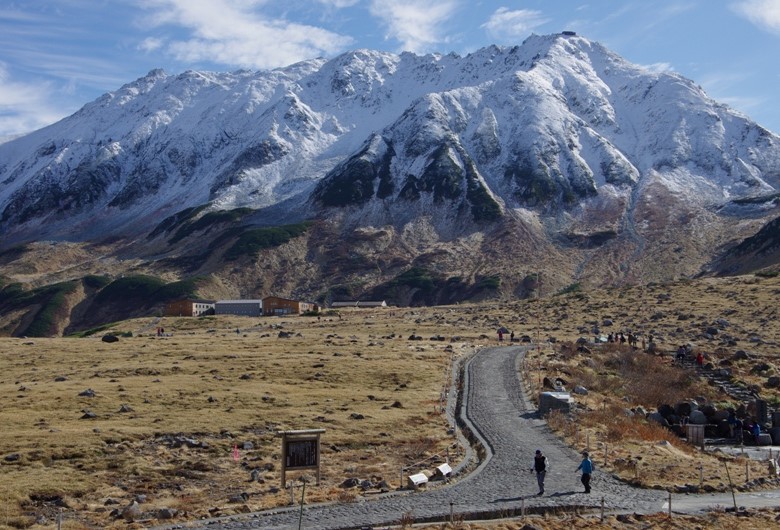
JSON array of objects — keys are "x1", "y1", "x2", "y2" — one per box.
[
  {"x1": 576, "y1": 451, "x2": 593, "y2": 493},
  {"x1": 530, "y1": 449, "x2": 548, "y2": 495}
]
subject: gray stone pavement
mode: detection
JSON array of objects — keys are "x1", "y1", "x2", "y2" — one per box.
[{"x1": 154, "y1": 346, "x2": 668, "y2": 529}]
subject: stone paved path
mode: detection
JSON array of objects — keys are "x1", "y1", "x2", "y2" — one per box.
[{"x1": 156, "y1": 346, "x2": 666, "y2": 529}]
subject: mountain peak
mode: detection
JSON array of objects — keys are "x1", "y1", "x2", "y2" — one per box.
[{"x1": 0, "y1": 34, "x2": 777, "y2": 296}]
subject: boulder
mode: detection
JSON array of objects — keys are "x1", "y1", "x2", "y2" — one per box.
[
  {"x1": 712, "y1": 410, "x2": 730, "y2": 422},
  {"x1": 101, "y1": 334, "x2": 119, "y2": 343},
  {"x1": 657, "y1": 404, "x2": 675, "y2": 418},
  {"x1": 701, "y1": 404, "x2": 717, "y2": 418},
  {"x1": 647, "y1": 412, "x2": 669, "y2": 427},
  {"x1": 675, "y1": 401, "x2": 696, "y2": 417},
  {"x1": 688, "y1": 410, "x2": 707, "y2": 425}
]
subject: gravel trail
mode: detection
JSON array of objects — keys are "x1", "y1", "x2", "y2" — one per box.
[{"x1": 155, "y1": 346, "x2": 666, "y2": 529}]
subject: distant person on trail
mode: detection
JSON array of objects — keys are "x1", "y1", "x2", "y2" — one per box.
[
  {"x1": 530, "y1": 449, "x2": 548, "y2": 495},
  {"x1": 576, "y1": 451, "x2": 593, "y2": 493},
  {"x1": 498, "y1": 329, "x2": 503, "y2": 342},
  {"x1": 696, "y1": 351, "x2": 704, "y2": 367}
]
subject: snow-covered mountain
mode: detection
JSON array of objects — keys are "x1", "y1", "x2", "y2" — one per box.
[{"x1": 1, "y1": 33, "x2": 779, "y2": 297}]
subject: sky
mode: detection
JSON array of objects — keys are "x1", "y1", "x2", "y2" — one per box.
[{"x1": 1, "y1": 0, "x2": 779, "y2": 139}]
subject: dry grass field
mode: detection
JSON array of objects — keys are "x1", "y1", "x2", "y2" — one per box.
[{"x1": 1, "y1": 273, "x2": 779, "y2": 529}]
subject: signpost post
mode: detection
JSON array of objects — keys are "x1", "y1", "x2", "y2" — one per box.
[{"x1": 279, "y1": 429, "x2": 325, "y2": 487}]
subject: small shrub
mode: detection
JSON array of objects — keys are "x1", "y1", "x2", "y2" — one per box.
[{"x1": 335, "y1": 489, "x2": 358, "y2": 504}]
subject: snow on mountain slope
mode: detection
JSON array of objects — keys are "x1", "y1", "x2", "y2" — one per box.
[{"x1": 0, "y1": 33, "x2": 778, "y2": 250}]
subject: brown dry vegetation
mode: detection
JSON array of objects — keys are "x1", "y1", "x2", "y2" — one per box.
[{"x1": 1, "y1": 274, "x2": 779, "y2": 529}]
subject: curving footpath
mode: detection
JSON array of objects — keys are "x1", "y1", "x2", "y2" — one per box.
[{"x1": 157, "y1": 346, "x2": 667, "y2": 529}]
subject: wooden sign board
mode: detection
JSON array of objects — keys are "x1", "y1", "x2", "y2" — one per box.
[
  {"x1": 285, "y1": 439, "x2": 318, "y2": 468},
  {"x1": 279, "y1": 429, "x2": 325, "y2": 486}
]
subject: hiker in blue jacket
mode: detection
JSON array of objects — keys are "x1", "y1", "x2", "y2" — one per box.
[{"x1": 576, "y1": 451, "x2": 593, "y2": 493}]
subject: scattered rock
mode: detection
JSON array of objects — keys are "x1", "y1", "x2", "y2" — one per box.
[
  {"x1": 341, "y1": 478, "x2": 360, "y2": 488},
  {"x1": 121, "y1": 501, "x2": 142, "y2": 521},
  {"x1": 751, "y1": 362, "x2": 772, "y2": 373},
  {"x1": 118, "y1": 404, "x2": 134, "y2": 413},
  {"x1": 228, "y1": 492, "x2": 249, "y2": 503},
  {"x1": 78, "y1": 389, "x2": 96, "y2": 397},
  {"x1": 156, "y1": 507, "x2": 178, "y2": 520},
  {"x1": 102, "y1": 334, "x2": 119, "y2": 343}
]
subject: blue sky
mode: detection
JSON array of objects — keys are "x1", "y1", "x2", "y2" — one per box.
[{"x1": 1, "y1": 0, "x2": 779, "y2": 138}]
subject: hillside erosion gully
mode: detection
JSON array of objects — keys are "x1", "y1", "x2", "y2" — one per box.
[{"x1": 158, "y1": 346, "x2": 745, "y2": 530}]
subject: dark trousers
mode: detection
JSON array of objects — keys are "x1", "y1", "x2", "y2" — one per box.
[
  {"x1": 581, "y1": 473, "x2": 591, "y2": 492},
  {"x1": 535, "y1": 471, "x2": 545, "y2": 492}
]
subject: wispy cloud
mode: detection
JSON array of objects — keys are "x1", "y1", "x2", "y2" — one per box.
[
  {"x1": 136, "y1": 0, "x2": 354, "y2": 68},
  {"x1": 641, "y1": 62, "x2": 674, "y2": 74},
  {"x1": 731, "y1": 0, "x2": 780, "y2": 33},
  {"x1": 696, "y1": 70, "x2": 766, "y2": 115},
  {"x1": 0, "y1": 63, "x2": 69, "y2": 137},
  {"x1": 481, "y1": 8, "x2": 549, "y2": 43},
  {"x1": 315, "y1": 0, "x2": 360, "y2": 7},
  {"x1": 369, "y1": 0, "x2": 459, "y2": 53}
]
